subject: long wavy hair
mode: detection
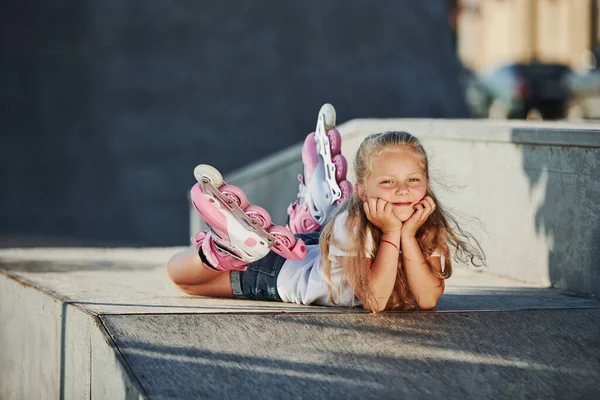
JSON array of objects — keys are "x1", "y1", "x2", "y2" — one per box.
[{"x1": 319, "y1": 131, "x2": 485, "y2": 312}]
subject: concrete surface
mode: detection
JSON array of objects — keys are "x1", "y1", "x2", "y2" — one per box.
[
  {"x1": 1, "y1": 247, "x2": 600, "y2": 399},
  {"x1": 0, "y1": 271, "x2": 144, "y2": 400},
  {"x1": 203, "y1": 119, "x2": 600, "y2": 298},
  {"x1": 103, "y1": 310, "x2": 600, "y2": 399}
]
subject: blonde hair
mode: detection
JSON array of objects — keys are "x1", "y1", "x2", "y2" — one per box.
[{"x1": 320, "y1": 131, "x2": 485, "y2": 312}]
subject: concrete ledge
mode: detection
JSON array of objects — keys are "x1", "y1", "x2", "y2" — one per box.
[
  {"x1": 340, "y1": 118, "x2": 600, "y2": 147},
  {"x1": 0, "y1": 272, "x2": 145, "y2": 399},
  {"x1": 200, "y1": 119, "x2": 600, "y2": 298},
  {"x1": 2, "y1": 248, "x2": 600, "y2": 398}
]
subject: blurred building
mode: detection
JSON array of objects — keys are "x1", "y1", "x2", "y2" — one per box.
[{"x1": 457, "y1": 0, "x2": 599, "y2": 71}]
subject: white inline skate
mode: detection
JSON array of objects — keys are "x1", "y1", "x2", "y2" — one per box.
[
  {"x1": 191, "y1": 165, "x2": 308, "y2": 272},
  {"x1": 287, "y1": 103, "x2": 353, "y2": 234}
]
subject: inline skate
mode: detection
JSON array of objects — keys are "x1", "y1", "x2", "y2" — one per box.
[
  {"x1": 191, "y1": 164, "x2": 308, "y2": 272},
  {"x1": 287, "y1": 103, "x2": 353, "y2": 234}
]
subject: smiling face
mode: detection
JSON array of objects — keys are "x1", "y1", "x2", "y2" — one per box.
[{"x1": 356, "y1": 147, "x2": 428, "y2": 221}]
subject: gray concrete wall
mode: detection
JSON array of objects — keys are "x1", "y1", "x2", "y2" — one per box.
[
  {"x1": 193, "y1": 120, "x2": 600, "y2": 297},
  {"x1": 0, "y1": 0, "x2": 467, "y2": 247},
  {"x1": 0, "y1": 274, "x2": 144, "y2": 399}
]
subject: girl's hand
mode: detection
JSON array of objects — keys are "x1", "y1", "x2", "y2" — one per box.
[
  {"x1": 363, "y1": 198, "x2": 404, "y2": 234},
  {"x1": 401, "y1": 196, "x2": 436, "y2": 238}
]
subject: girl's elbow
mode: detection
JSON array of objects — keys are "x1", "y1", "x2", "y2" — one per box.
[
  {"x1": 364, "y1": 298, "x2": 388, "y2": 313},
  {"x1": 417, "y1": 290, "x2": 444, "y2": 310},
  {"x1": 372, "y1": 304, "x2": 387, "y2": 313},
  {"x1": 417, "y1": 298, "x2": 438, "y2": 311},
  {"x1": 418, "y1": 282, "x2": 445, "y2": 310}
]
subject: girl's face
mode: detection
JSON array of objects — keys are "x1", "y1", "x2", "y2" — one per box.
[{"x1": 356, "y1": 148, "x2": 428, "y2": 222}]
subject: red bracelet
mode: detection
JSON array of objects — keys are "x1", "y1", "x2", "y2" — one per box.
[{"x1": 380, "y1": 239, "x2": 400, "y2": 251}]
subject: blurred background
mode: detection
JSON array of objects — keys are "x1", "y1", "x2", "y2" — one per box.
[
  {"x1": 1, "y1": 0, "x2": 598, "y2": 247},
  {"x1": 457, "y1": 0, "x2": 600, "y2": 120}
]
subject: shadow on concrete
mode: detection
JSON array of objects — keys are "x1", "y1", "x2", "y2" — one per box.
[
  {"x1": 100, "y1": 311, "x2": 600, "y2": 399},
  {"x1": 438, "y1": 288, "x2": 600, "y2": 311},
  {"x1": 38, "y1": 286, "x2": 600, "y2": 316},
  {"x1": 511, "y1": 129, "x2": 600, "y2": 297},
  {"x1": 0, "y1": 259, "x2": 160, "y2": 273},
  {"x1": 70, "y1": 285, "x2": 600, "y2": 312},
  {"x1": 67, "y1": 300, "x2": 359, "y2": 313}
]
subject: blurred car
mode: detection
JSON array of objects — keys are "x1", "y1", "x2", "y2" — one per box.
[
  {"x1": 465, "y1": 62, "x2": 573, "y2": 120},
  {"x1": 460, "y1": 66, "x2": 490, "y2": 118},
  {"x1": 566, "y1": 67, "x2": 600, "y2": 120}
]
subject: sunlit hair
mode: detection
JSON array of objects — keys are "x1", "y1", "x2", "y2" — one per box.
[{"x1": 319, "y1": 131, "x2": 485, "y2": 312}]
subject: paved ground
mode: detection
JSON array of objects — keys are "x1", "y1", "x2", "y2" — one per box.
[
  {"x1": 103, "y1": 310, "x2": 600, "y2": 399},
  {"x1": 1, "y1": 248, "x2": 600, "y2": 399}
]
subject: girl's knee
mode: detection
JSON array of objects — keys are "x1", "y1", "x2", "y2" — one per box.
[
  {"x1": 165, "y1": 249, "x2": 204, "y2": 284},
  {"x1": 165, "y1": 249, "x2": 234, "y2": 297},
  {"x1": 165, "y1": 253, "x2": 183, "y2": 282},
  {"x1": 176, "y1": 283, "x2": 204, "y2": 296},
  {"x1": 176, "y1": 280, "x2": 234, "y2": 298}
]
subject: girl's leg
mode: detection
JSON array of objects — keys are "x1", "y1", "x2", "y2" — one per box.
[
  {"x1": 286, "y1": 103, "x2": 353, "y2": 234},
  {"x1": 190, "y1": 165, "x2": 308, "y2": 267},
  {"x1": 166, "y1": 248, "x2": 234, "y2": 297},
  {"x1": 171, "y1": 104, "x2": 351, "y2": 296},
  {"x1": 168, "y1": 165, "x2": 308, "y2": 297}
]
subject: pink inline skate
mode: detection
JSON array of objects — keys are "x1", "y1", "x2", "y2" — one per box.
[
  {"x1": 190, "y1": 164, "x2": 308, "y2": 272},
  {"x1": 287, "y1": 103, "x2": 353, "y2": 234}
]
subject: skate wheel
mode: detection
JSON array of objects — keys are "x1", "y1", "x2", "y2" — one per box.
[
  {"x1": 267, "y1": 226, "x2": 296, "y2": 248},
  {"x1": 194, "y1": 164, "x2": 223, "y2": 187},
  {"x1": 332, "y1": 154, "x2": 348, "y2": 182},
  {"x1": 336, "y1": 180, "x2": 353, "y2": 205},
  {"x1": 220, "y1": 185, "x2": 249, "y2": 209},
  {"x1": 327, "y1": 129, "x2": 342, "y2": 156},
  {"x1": 319, "y1": 103, "x2": 336, "y2": 131},
  {"x1": 245, "y1": 205, "x2": 272, "y2": 229}
]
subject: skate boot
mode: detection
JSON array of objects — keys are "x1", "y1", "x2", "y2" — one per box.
[
  {"x1": 287, "y1": 103, "x2": 353, "y2": 234},
  {"x1": 191, "y1": 164, "x2": 308, "y2": 272}
]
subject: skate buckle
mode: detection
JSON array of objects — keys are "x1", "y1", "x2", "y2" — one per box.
[
  {"x1": 199, "y1": 180, "x2": 274, "y2": 239},
  {"x1": 314, "y1": 112, "x2": 342, "y2": 203}
]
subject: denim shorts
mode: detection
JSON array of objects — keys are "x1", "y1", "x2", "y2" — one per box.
[{"x1": 230, "y1": 232, "x2": 320, "y2": 302}]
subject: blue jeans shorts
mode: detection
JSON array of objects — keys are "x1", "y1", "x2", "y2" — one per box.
[{"x1": 230, "y1": 232, "x2": 320, "y2": 302}]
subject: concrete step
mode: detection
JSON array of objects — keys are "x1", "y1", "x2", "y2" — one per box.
[
  {"x1": 103, "y1": 309, "x2": 600, "y2": 399},
  {"x1": 1, "y1": 248, "x2": 600, "y2": 399}
]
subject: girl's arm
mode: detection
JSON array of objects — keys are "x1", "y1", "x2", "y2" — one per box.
[
  {"x1": 369, "y1": 230, "x2": 404, "y2": 311},
  {"x1": 400, "y1": 237, "x2": 444, "y2": 310},
  {"x1": 357, "y1": 233, "x2": 444, "y2": 311},
  {"x1": 401, "y1": 196, "x2": 444, "y2": 310},
  {"x1": 361, "y1": 198, "x2": 405, "y2": 311}
]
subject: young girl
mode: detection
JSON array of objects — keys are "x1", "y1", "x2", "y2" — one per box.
[{"x1": 167, "y1": 109, "x2": 483, "y2": 312}]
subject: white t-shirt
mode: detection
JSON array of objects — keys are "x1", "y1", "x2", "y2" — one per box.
[
  {"x1": 276, "y1": 211, "x2": 366, "y2": 307},
  {"x1": 276, "y1": 210, "x2": 444, "y2": 307}
]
